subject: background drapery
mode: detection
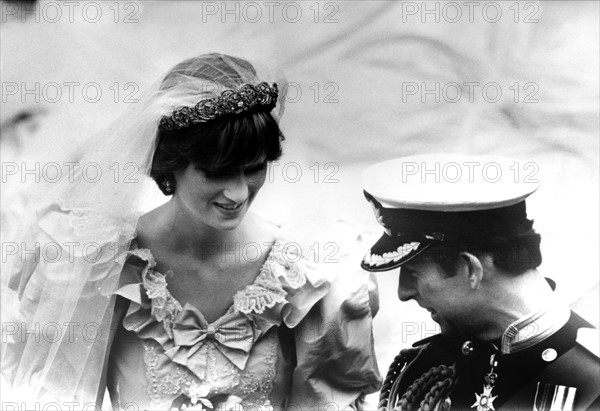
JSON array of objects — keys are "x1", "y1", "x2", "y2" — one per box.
[{"x1": 1, "y1": 1, "x2": 598, "y2": 407}]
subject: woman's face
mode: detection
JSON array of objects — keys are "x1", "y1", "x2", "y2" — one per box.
[{"x1": 173, "y1": 161, "x2": 268, "y2": 231}]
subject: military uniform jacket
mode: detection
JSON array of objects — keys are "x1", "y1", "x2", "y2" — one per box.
[{"x1": 379, "y1": 310, "x2": 599, "y2": 410}]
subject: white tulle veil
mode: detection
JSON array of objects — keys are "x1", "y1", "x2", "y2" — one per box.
[{"x1": 1, "y1": 53, "x2": 286, "y2": 407}]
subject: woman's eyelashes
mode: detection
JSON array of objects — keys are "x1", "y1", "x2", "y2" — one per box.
[
  {"x1": 198, "y1": 167, "x2": 230, "y2": 179},
  {"x1": 197, "y1": 163, "x2": 267, "y2": 179}
]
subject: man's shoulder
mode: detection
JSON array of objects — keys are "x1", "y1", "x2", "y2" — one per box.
[
  {"x1": 551, "y1": 311, "x2": 599, "y2": 377},
  {"x1": 542, "y1": 326, "x2": 599, "y2": 393},
  {"x1": 499, "y1": 312, "x2": 599, "y2": 409}
]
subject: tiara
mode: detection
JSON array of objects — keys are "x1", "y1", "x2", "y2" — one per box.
[{"x1": 159, "y1": 82, "x2": 279, "y2": 131}]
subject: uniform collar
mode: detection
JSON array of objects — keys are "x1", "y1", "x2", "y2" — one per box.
[
  {"x1": 413, "y1": 278, "x2": 571, "y2": 354},
  {"x1": 500, "y1": 294, "x2": 570, "y2": 354}
]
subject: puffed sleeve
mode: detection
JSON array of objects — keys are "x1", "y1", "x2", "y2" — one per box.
[{"x1": 286, "y1": 268, "x2": 382, "y2": 410}]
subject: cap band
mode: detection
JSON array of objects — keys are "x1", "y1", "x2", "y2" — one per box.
[{"x1": 364, "y1": 190, "x2": 528, "y2": 243}]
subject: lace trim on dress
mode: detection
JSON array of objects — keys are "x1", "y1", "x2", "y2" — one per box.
[
  {"x1": 129, "y1": 239, "x2": 314, "y2": 324},
  {"x1": 232, "y1": 265, "x2": 287, "y2": 315},
  {"x1": 129, "y1": 248, "x2": 182, "y2": 339},
  {"x1": 267, "y1": 240, "x2": 308, "y2": 289},
  {"x1": 143, "y1": 339, "x2": 194, "y2": 407},
  {"x1": 232, "y1": 240, "x2": 308, "y2": 315},
  {"x1": 141, "y1": 331, "x2": 278, "y2": 409},
  {"x1": 238, "y1": 329, "x2": 278, "y2": 409},
  {"x1": 117, "y1": 238, "x2": 329, "y2": 407}
]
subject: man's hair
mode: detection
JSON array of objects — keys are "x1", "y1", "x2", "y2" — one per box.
[{"x1": 423, "y1": 218, "x2": 542, "y2": 276}]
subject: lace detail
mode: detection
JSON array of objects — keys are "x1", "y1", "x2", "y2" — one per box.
[
  {"x1": 143, "y1": 339, "x2": 193, "y2": 407},
  {"x1": 118, "y1": 238, "x2": 329, "y2": 407},
  {"x1": 141, "y1": 333, "x2": 277, "y2": 409},
  {"x1": 145, "y1": 271, "x2": 181, "y2": 338},
  {"x1": 239, "y1": 329, "x2": 279, "y2": 409},
  {"x1": 132, "y1": 238, "x2": 312, "y2": 323},
  {"x1": 233, "y1": 266, "x2": 287, "y2": 315},
  {"x1": 233, "y1": 240, "x2": 310, "y2": 315},
  {"x1": 268, "y1": 240, "x2": 307, "y2": 289},
  {"x1": 207, "y1": 343, "x2": 219, "y2": 384},
  {"x1": 129, "y1": 248, "x2": 182, "y2": 338},
  {"x1": 221, "y1": 360, "x2": 239, "y2": 380}
]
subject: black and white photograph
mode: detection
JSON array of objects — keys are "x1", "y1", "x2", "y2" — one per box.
[{"x1": 1, "y1": 1, "x2": 599, "y2": 410}]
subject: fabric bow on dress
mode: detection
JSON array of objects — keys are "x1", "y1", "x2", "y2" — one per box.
[{"x1": 165, "y1": 303, "x2": 259, "y2": 378}]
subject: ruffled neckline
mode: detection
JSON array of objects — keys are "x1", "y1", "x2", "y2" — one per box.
[
  {"x1": 116, "y1": 237, "x2": 331, "y2": 338},
  {"x1": 114, "y1": 237, "x2": 332, "y2": 378},
  {"x1": 128, "y1": 239, "x2": 313, "y2": 334}
]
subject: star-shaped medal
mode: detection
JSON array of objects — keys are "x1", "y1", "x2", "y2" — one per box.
[{"x1": 471, "y1": 385, "x2": 498, "y2": 411}]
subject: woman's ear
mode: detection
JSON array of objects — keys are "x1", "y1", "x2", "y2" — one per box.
[{"x1": 459, "y1": 252, "x2": 483, "y2": 290}]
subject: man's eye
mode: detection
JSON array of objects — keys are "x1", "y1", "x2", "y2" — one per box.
[{"x1": 403, "y1": 268, "x2": 418, "y2": 277}]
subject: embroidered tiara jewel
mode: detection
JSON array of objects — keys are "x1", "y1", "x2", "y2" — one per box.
[{"x1": 159, "y1": 82, "x2": 279, "y2": 131}]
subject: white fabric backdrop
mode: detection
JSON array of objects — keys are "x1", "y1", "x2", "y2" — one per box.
[{"x1": 1, "y1": 1, "x2": 598, "y2": 407}]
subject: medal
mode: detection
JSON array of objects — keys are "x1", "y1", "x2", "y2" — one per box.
[
  {"x1": 472, "y1": 354, "x2": 499, "y2": 411},
  {"x1": 472, "y1": 385, "x2": 498, "y2": 411}
]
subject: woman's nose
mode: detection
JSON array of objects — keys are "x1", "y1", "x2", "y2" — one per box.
[
  {"x1": 397, "y1": 268, "x2": 418, "y2": 302},
  {"x1": 223, "y1": 172, "x2": 249, "y2": 202}
]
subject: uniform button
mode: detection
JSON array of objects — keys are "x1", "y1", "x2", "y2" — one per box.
[
  {"x1": 541, "y1": 348, "x2": 557, "y2": 362},
  {"x1": 462, "y1": 341, "x2": 474, "y2": 356}
]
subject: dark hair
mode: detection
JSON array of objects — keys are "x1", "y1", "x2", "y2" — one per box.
[
  {"x1": 150, "y1": 54, "x2": 284, "y2": 195},
  {"x1": 423, "y1": 219, "x2": 542, "y2": 276}
]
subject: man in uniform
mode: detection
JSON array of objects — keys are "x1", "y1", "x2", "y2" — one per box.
[{"x1": 360, "y1": 154, "x2": 599, "y2": 410}]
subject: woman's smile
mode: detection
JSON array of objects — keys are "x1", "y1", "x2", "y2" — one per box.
[{"x1": 213, "y1": 200, "x2": 246, "y2": 214}]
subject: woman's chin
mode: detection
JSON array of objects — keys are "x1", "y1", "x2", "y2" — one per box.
[
  {"x1": 215, "y1": 220, "x2": 243, "y2": 231},
  {"x1": 209, "y1": 208, "x2": 248, "y2": 231}
]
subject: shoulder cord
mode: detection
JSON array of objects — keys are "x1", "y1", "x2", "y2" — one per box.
[
  {"x1": 379, "y1": 348, "x2": 457, "y2": 411},
  {"x1": 415, "y1": 364, "x2": 457, "y2": 411},
  {"x1": 378, "y1": 348, "x2": 420, "y2": 410}
]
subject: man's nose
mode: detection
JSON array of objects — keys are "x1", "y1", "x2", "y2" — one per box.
[
  {"x1": 223, "y1": 172, "x2": 249, "y2": 202},
  {"x1": 397, "y1": 268, "x2": 418, "y2": 302}
]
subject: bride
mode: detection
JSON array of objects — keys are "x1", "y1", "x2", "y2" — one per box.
[{"x1": 2, "y1": 53, "x2": 381, "y2": 410}]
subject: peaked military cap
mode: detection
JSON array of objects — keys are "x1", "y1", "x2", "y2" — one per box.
[{"x1": 361, "y1": 153, "x2": 539, "y2": 272}]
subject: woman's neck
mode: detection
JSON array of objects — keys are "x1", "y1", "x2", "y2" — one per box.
[{"x1": 141, "y1": 198, "x2": 248, "y2": 260}]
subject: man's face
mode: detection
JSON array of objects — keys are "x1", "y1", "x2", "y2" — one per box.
[{"x1": 397, "y1": 255, "x2": 477, "y2": 337}]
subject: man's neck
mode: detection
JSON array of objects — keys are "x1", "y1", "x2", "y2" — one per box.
[{"x1": 473, "y1": 269, "x2": 556, "y2": 341}]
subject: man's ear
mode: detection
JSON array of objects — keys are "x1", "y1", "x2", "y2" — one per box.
[{"x1": 459, "y1": 252, "x2": 483, "y2": 290}]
